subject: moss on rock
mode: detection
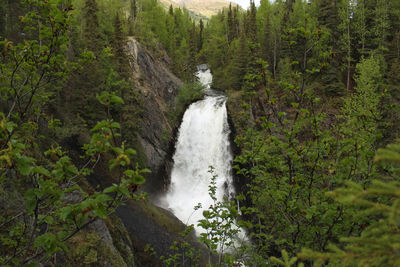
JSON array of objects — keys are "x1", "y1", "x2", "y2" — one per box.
[{"x1": 65, "y1": 229, "x2": 127, "y2": 267}]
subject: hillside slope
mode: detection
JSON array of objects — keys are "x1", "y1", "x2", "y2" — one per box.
[{"x1": 159, "y1": 0, "x2": 232, "y2": 18}]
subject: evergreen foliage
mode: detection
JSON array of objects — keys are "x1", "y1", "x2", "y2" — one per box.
[{"x1": 1, "y1": 0, "x2": 400, "y2": 265}]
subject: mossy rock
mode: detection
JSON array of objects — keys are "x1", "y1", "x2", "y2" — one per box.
[
  {"x1": 64, "y1": 229, "x2": 127, "y2": 267},
  {"x1": 116, "y1": 199, "x2": 212, "y2": 266},
  {"x1": 105, "y1": 214, "x2": 135, "y2": 266}
]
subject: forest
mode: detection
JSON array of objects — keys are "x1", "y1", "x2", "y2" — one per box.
[{"x1": 1, "y1": 0, "x2": 400, "y2": 266}]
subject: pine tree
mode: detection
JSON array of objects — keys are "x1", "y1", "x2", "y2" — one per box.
[
  {"x1": 188, "y1": 21, "x2": 197, "y2": 79},
  {"x1": 373, "y1": 0, "x2": 390, "y2": 53},
  {"x1": 338, "y1": 0, "x2": 354, "y2": 91},
  {"x1": 233, "y1": 5, "x2": 240, "y2": 39},
  {"x1": 198, "y1": 19, "x2": 204, "y2": 51},
  {"x1": 260, "y1": 12, "x2": 272, "y2": 64},
  {"x1": 247, "y1": 0, "x2": 258, "y2": 44},
  {"x1": 316, "y1": 0, "x2": 340, "y2": 36},
  {"x1": 228, "y1": 33, "x2": 248, "y2": 90},
  {"x1": 353, "y1": 0, "x2": 372, "y2": 56},
  {"x1": 112, "y1": 13, "x2": 129, "y2": 80},
  {"x1": 246, "y1": 0, "x2": 260, "y2": 76},
  {"x1": 83, "y1": 0, "x2": 102, "y2": 53},
  {"x1": 227, "y1": 3, "x2": 235, "y2": 44},
  {"x1": 69, "y1": 0, "x2": 105, "y2": 125}
]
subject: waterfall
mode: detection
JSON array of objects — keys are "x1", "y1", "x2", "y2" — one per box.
[
  {"x1": 159, "y1": 67, "x2": 236, "y2": 235},
  {"x1": 196, "y1": 65, "x2": 212, "y2": 89}
]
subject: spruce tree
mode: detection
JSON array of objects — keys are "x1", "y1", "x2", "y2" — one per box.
[
  {"x1": 338, "y1": 0, "x2": 354, "y2": 91},
  {"x1": 83, "y1": 0, "x2": 102, "y2": 53},
  {"x1": 373, "y1": 0, "x2": 390, "y2": 53},
  {"x1": 70, "y1": 0, "x2": 105, "y2": 125},
  {"x1": 188, "y1": 21, "x2": 198, "y2": 79},
  {"x1": 261, "y1": 13, "x2": 272, "y2": 63},
  {"x1": 246, "y1": 0, "x2": 260, "y2": 76},
  {"x1": 112, "y1": 13, "x2": 129, "y2": 80},
  {"x1": 233, "y1": 5, "x2": 240, "y2": 39},
  {"x1": 227, "y1": 3, "x2": 235, "y2": 44},
  {"x1": 353, "y1": 0, "x2": 372, "y2": 56},
  {"x1": 228, "y1": 33, "x2": 248, "y2": 90},
  {"x1": 247, "y1": 0, "x2": 258, "y2": 44},
  {"x1": 198, "y1": 19, "x2": 204, "y2": 51}
]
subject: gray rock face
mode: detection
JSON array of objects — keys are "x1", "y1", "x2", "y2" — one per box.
[{"x1": 126, "y1": 37, "x2": 182, "y2": 193}]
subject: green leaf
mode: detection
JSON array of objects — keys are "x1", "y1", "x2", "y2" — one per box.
[
  {"x1": 110, "y1": 122, "x2": 120, "y2": 129},
  {"x1": 32, "y1": 166, "x2": 51, "y2": 177},
  {"x1": 16, "y1": 156, "x2": 35, "y2": 176},
  {"x1": 110, "y1": 95, "x2": 124, "y2": 104},
  {"x1": 132, "y1": 175, "x2": 145, "y2": 185},
  {"x1": 104, "y1": 185, "x2": 118, "y2": 193},
  {"x1": 6, "y1": 121, "x2": 16, "y2": 132},
  {"x1": 59, "y1": 205, "x2": 73, "y2": 221},
  {"x1": 34, "y1": 233, "x2": 62, "y2": 254}
]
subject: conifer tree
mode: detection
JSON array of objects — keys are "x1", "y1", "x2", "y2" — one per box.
[
  {"x1": 198, "y1": 19, "x2": 204, "y2": 51},
  {"x1": 70, "y1": 0, "x2": 105, "y2": 125},
  {"x1": 227, "y1": 3, "x2": 235, "y2": 44},
  {"x1": 233, "y1": 5, "x2": 240, "y2": 39},
  {"x1": 261, "y1": 13, "x2": 272, "y2": 64},
  {"x1": 112, "y1": 13, "x2": 129, "y2": 80},
  {"x1": 246, "y1": 1, "x2": 260, "y2": 76},
  {"x1": 247, "y1": 0, "x2": 258, "y2": 44},
  {"x1": 83, "y1": 0, "x2": 102, "y2": 53},
  {"x1": 188, "y1": 21, "x2": 198, "y2": 79},
  {"x1": 338, "y1": 0, "x2": 354, "y2": 91},
  {"x1": 353, "y1": 0, "x2": 370, "y2": 56},
  {"x1": 228, "y1": 33, "x2": 248, "y2": 90},
  {"x1": 373, "y1": 0, "x2": 390, "y2": 53}
]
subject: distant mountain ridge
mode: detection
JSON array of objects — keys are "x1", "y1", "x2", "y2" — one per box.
[{"x1": 159, "y1": 0, "x2": 232, "y2": 18}]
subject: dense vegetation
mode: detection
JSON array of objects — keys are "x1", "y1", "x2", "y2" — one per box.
[
  {"x1": 199, "y1": 0, "x2": 400, "y2": 265},
  {"x1": 1, "y1": 0, "x2": 400, "y2": 266}
]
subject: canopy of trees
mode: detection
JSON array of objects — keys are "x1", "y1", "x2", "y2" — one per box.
[{"x1": 1, "y1": 0, "x2": 400, "y2": 266}]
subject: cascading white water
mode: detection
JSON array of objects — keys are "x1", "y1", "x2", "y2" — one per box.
[
  {"x1": 196, "y1": 66, "x2": 213, "y2": 89},
  {"x1": 160, "y1": 67, "x2": 235, "y2": 235}
]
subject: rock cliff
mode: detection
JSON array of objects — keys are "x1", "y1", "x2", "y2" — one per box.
[
  {"x1": 126, "y1": 37, "x2": 181, "y2": 193},
  {"x1": 114, "y1": 38, "x2": 212, "y2": 265}
]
